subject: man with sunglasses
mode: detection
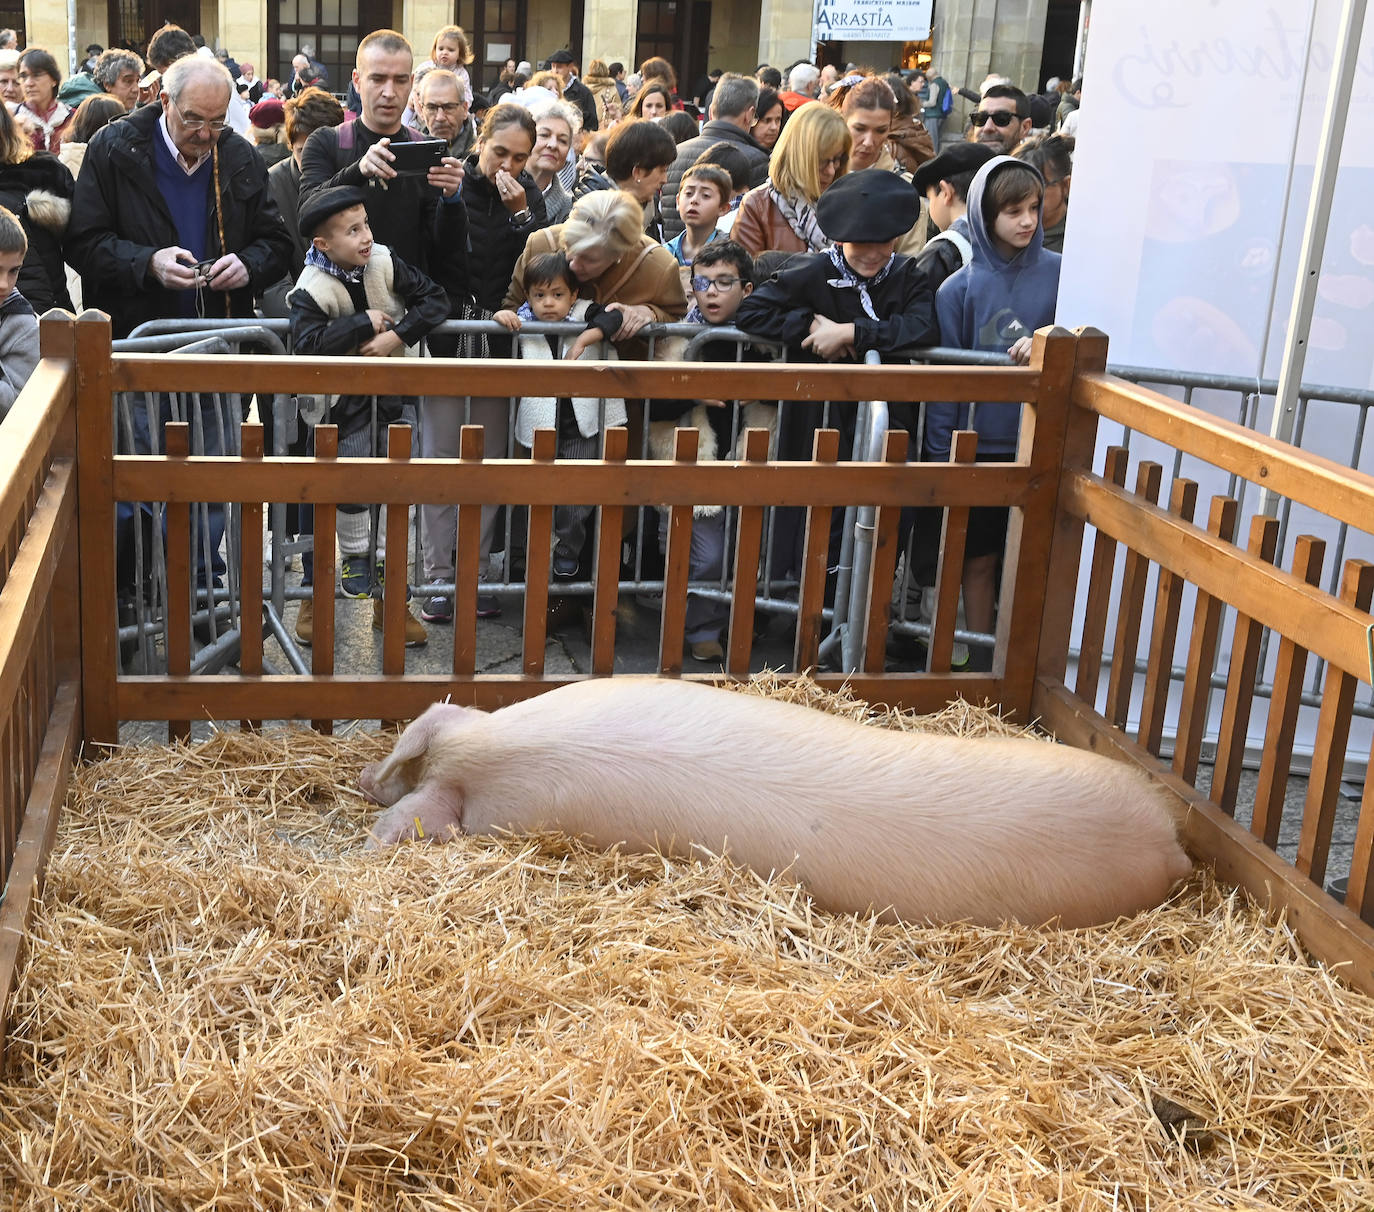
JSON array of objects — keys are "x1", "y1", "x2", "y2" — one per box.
[{"x1": 967, "y1": 84, "x2": 1031, "y2": 154}]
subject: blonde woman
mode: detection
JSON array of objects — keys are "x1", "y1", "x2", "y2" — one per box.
[
  {"x1": 732, "y1": 102, "x2": 850, "y2": 255},
  {"x1": 503, "y1": 188, "x2": 686, "y2": 343},
  {"x1": 581, "y1": 59, "x2": 623, "y2": 128}
]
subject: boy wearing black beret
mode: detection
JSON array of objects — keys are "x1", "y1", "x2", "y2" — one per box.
[{"x1": 288, "y1": 185, "x2": 449, "y2": 647}]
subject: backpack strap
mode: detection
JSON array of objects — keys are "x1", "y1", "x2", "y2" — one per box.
[
  {"x1": 926, "y1": 227, "x2": 972, "y2": 265},
  {"x1": 337, "y1": 118, "x2": 357, "y2": 151}
]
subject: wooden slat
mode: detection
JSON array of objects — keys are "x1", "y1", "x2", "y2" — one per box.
[
  {"x1": 1349, "y1": 727, "x2": 1374, "y2": 923},
  {"x1": 74, "y1": 314, "x2": 118, "y2": 746},
  {"x1": 111, "y1": 354, "x2": 1041, "y2": 404},
  {"x1": 1250, "y1": 535, "x2": 1325, "y2": 849},
  {"x1": 310, "y1": 425, "x2": 338, "y2": 734},
  {"x1": 451, "y1": 426, "x2": 485, "y2": 678},
  {"x1": 862, "y1": 429, "x2": 908, "y2": 674},
  {"x1": 1296, "y1": 561, "x2": 1374, "y2": 885},
  {"x1": 658, "y1": 428, "x2": 699, "y2": 676},
  {"x1": 1104, "y1": 461, "x2": 1162, "y2": 728},
  {"x1": 381, "y1": 424, "x2": 411, "y2": 680},
  {"x1": 1172, "y1": 496, "x2": 1239, "y2": 784},
  {"x1": 0, "y1": 463, "x2": 75, "y2": 743},
  {"x1": 238, "y1": 424, "x2": 264, "y2": 731},
  {"x1": 590, "y1": 427, "x2": 628, "y2": 676},
  {"x1": 928, "y1": 431, "x2": 977, "y2": 674},
  {"x1": 163, "y1": 423, "x2": 191, "y2": 745},
  {"x1": 1073, "y1": 446, "x2": 1129, "y2": 706},
  {"x1": 114, "y1": 671, "x2": 1005, "y2": 720},
  {"x1": 1212, "y1": 515, "x2": 1281, "y2": 816},
  {"x1": 1032, "y1": 674, "x2": 1374, "y2": 997},
  {"x1": 1137, "y1": 478, "x2": 1198, "y2": 755},
  {"x1": 522, "y1": 428, "x2": 555, "y2": 676},
  {"x1": 726, "y1": 428, "x2": 770, "y2": 678},
  {"x1": 793, "y1": 429, "x2": 839, "y2": 672},
  {"x1": 1034, "y1": 327, "x2": 1108, "y2": 685},
  {"x1": 0, "y1": 358, "x2": 74, "y2": 544},
  {"x1": 110, "y1": 457, "x2": 1036, "y2": 510},
  {"x1": 0, "y1": 681, "x2": 81, "y2": 1054},
  {"x1": 1073, "y1": 371, "x2": 1374, "y2": 537},
  {"x1": 995, "y1": 327, "x2": 1080, "y2": 716}
]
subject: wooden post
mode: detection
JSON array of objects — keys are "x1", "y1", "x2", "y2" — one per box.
[
  {"x1": 72, "y1": 313, "x2": 118, "y2": 748},
  {"x1": 1137, "y1": 478, "x2": 1198, "y2": 756},
  {"x1": 996, "y1": 326, "x2": 1079, "y2": 720}
]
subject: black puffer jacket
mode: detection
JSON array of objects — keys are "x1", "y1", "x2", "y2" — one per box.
[
  {"x1": 0, "y1": 152, "x2": 75, "y2": 313},
  {"x1": 459, "y1": 155, "x2": 547, "y2": 312},
  {"x1": 66, "y1": 104, "x2": 292, "y2": 338}
]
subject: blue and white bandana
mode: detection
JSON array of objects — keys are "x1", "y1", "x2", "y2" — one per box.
[{"x1": 305, "y1": 245, "x2": 366, "y2": 284}]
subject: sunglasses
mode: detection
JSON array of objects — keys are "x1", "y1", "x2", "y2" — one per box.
[{"x1": 969, "y1": 109, "x2": 1019, "y2": 128}]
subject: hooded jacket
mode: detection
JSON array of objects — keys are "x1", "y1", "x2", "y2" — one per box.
[
  {"x1": 0, "y1": 152, "x2": 74, "y2": 313},
  {"x1": 0, "y1": 290, "x2": 38, "y2": 419},
  {"x1": 923, "y1": 156, "x2": 1061, "y2": 460}
]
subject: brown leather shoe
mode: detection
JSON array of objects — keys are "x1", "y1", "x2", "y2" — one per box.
[{"x1": 372, "y1": 597, "x2": 428, "y2": 647}]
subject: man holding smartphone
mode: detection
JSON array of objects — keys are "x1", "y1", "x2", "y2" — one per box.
[{"x1": 299, "y1": 28, "x2": 468, "y2": 300}]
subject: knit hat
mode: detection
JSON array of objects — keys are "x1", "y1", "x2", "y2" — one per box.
[
  {"x1": 815, "y1": 169, "x2": 918, "y2": 243},
  {"x1": 298, "y1": 186, "x2": 369, "y2": 239}
]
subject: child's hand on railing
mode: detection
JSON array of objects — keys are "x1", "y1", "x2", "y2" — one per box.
[
  {"x1": 802, "y1": 316, "x2": 856, "y2": 362},
  {"x1": 564, "y1": 330, "x2": 601, "y2": 360},
  {"x1": 359, "y1": 329, "x2": 403, "y2": 357},
  {"x1": 1007, "y1": 336, "x2": 1034, "y2": 364},
  {"x1": 493, "y1": 309, "x2": 522, "y2": 332},
  {"x1": 365, "y1": 309, "x2": 391, "y2": 335}
]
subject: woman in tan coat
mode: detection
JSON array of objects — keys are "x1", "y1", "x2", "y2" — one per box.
[
  {"x1": 503, "y1": 189, "x2": 687, "y2": 347},
  {"x1": 731, "y1": 103, "x2": 850, "y2": 257}
]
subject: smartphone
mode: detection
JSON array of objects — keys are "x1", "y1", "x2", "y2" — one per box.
[
  {"x1": 192, "y1": 259, "x2": 216, "y2": 279},
  {"x1": 388, "y1": 138, "x2": 447, "y2": 176}
]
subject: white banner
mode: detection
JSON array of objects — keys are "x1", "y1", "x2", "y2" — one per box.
[
  {"x1": 1056, "y1": 3, "x2": 1374, "y2": 762},
  {"x1": 812, "y1": 0, "x2": 932, "y2": 43}
]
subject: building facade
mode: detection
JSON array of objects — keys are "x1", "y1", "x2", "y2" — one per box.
[{"x1": 22, "y1": 0, "x2": 1083, "y2": 112}]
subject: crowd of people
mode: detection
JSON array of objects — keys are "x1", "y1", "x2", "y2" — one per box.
[{"x1": 0, "y1": 21, "x2": 1082, "y2": 668}]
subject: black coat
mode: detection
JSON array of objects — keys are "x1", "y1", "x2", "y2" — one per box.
[
  {"x1": 736, "y1": 251, "x2": 938, "y2": 359},
  {"x1": 459, "y1": 156, "x2": 547, "y2": 312},
  {"x1": 299, "y1": 118, "x2": 469, "y2": 307},
  {"x1": 562, "y1": 78, "x2": 599, "y2": 133},
  {"x1": 0, "y1": 152, "x2": 75, "y2": 313},
  {"x1": 660, "y1": 119, "x2": 770, "y2": 240},
  {"x1": 66, "y1": 104, "x2": 293, "y2": 338}
]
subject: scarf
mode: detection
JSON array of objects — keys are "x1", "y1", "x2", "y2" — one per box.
[
  {"x1": 305, "y1": 244, "x2": 366, "y2": 284},
  {"x1": 768, "y1": 185, "x2": 831, "y2": 253},
  {"x1": 824, "y1": 245, "x2": 895, "y2": 322},
  {"x1": 19, "y1": 100, "x2": 70, "y2": 152}
]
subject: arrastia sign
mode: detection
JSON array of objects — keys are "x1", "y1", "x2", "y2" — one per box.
[{"x1": 812, "y1": 0, "x2": 932, "y2": 42}]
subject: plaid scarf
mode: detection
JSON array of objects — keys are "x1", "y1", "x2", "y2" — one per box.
[
  {"x1": 824, "y1": 245, "x2": 895, "y2": 321},
  {"x1": 305, "y1": 245, "x2": 366, "y2": 284}
]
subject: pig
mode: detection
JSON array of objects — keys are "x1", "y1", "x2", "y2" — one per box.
[{"x1": 359, "y1": 678, "x2": 1192, "y2": 928}]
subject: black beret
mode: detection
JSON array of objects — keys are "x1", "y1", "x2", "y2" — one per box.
[
  {"x1": 815, "y1": 169, "x2": 919, "y2": 243},
  {"x1": 298, "y1": 186, "x2": 369, "y2": 240},
  {"x1": 911, "y1": 142, "x2": 998, "y2": 196},
  {"x1": 547, "y1": 49, "x2": 574, "y2": 64}
]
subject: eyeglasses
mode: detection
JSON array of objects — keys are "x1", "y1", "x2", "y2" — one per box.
[
  {"x1": 169, "y1": 95, "x2": 228, "y2": 133},
  {"x1": 691, "y1": 275, "x2": 742, "y2": 293},
  {"x1": 969, "y1": 109, "x2": 1018, "y2": 128},
  {"x1": 821, "y1": 154, "x2": 846, "y2": 170},
  {"x1": 423, "y1": 102, "x2": 466, "y2": 115}
]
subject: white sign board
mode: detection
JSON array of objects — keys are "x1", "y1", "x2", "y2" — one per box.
[
  {"x1": 812, "y1": 0, "x2": 932, "y2": 43},
  {"x1": 1055, "y1": 2, "x2": 1374, "y2": 760}
]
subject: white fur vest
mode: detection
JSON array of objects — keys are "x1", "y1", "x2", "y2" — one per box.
[
  {"x1": 290, "y1": 244, "x2": 415, "y2": 356},
  {"x1": 515, "y1": 299, "x2": 627, "y2": 447},
  {"x1": 648, "y1": 400, "x2": 779, "y2": 517}
]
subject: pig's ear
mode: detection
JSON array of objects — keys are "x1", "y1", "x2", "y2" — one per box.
[
  {"x1": 372, "y1": 703, "x2": 470, "y2": 785},
  {"x1": 365, "y1": 782, "x2": 464, "y2": 849}
]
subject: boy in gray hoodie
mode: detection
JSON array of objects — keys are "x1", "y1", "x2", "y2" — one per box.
[{"x1": 0, "y1": 204, "x2": 38, "y2": 421}]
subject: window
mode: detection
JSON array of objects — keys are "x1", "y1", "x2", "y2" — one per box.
[{"x1": 459, "y1": 0, "x2": 525, "y2": 86}]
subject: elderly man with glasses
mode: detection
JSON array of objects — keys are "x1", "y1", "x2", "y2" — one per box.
[
  {"x1": 411, "y1": 67, "x2": 477, "y2": 160},
  {"x1": 66, "y1": 53, "x2": 292, "y2": 619}
]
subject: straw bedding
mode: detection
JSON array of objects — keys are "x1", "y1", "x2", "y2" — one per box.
[{"x1": 2, "y1": 676, "x2": 1372, "y2": 1209}]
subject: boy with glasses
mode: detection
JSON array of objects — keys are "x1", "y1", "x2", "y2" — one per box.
[{"x1": 648, "y1": 240, "x2": 775, "y2": 663}]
